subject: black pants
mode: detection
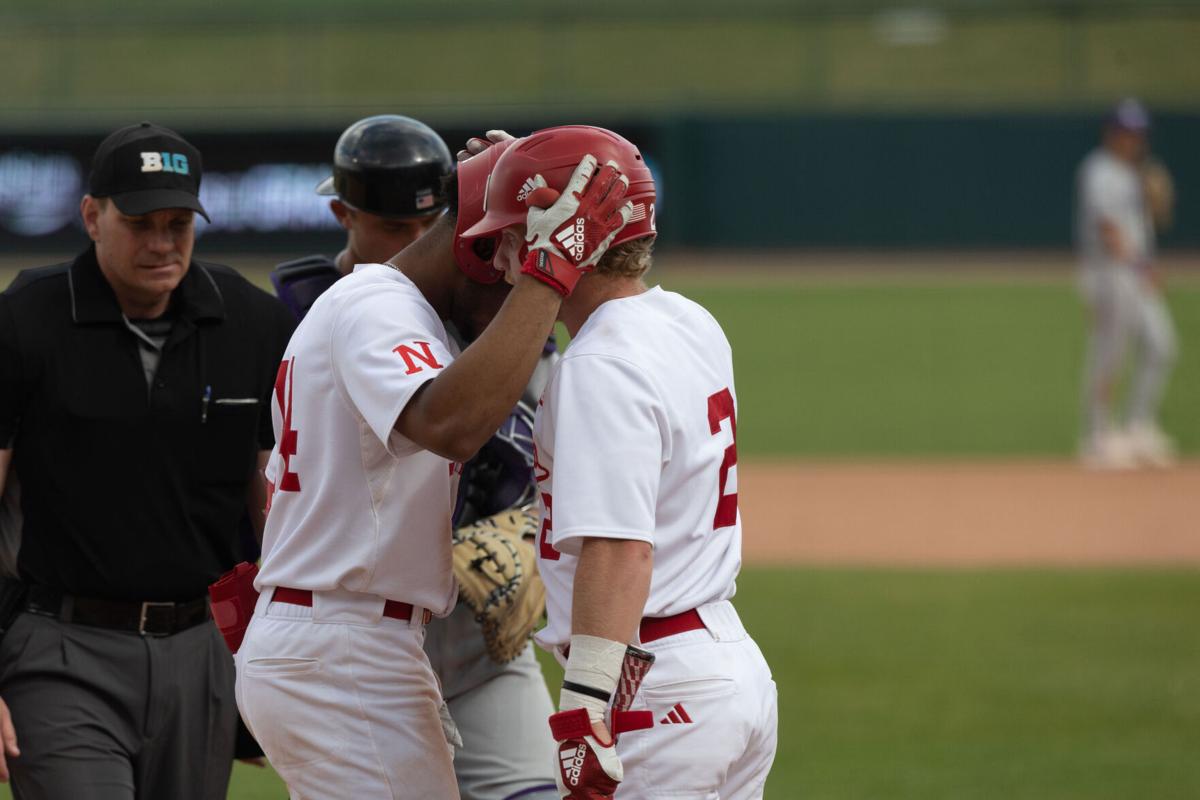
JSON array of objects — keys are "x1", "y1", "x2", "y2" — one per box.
[{"x1": 0, "y1": 611, "x2": 236, "y2": 800}]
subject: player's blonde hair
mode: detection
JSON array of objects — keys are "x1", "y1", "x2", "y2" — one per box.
[{"x1": 594, "y1": 236, "x2": 654, "y2": 279}]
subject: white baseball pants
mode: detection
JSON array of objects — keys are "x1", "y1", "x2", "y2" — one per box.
[
  {"x1": 615, "y1": 601, "x2": 778, "y2": 799},
  {"x1": 235, "y1": 588, "x2": 459, "y2": 800}
]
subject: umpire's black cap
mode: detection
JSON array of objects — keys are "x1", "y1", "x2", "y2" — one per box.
[
  {"x1": 88, "y1": 122, "x2": 209, "y2": 221},
  {"x1": 317, "y1": 115, "x2": 454, "y2": 219}
]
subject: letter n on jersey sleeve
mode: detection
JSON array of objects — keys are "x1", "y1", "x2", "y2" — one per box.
[{"x1": 393, "y1": 341, "x2": 445, "y2": 375}]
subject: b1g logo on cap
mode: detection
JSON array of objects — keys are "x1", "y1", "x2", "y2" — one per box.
[{"x1": 140, "y1": 151, "x2": 190, "y2": 175}]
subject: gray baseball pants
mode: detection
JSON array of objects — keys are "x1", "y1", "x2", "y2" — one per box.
[
  {"x1": 425, "y1": 603, "x2": 558, "y2": 800},
  {"x1": 1081, "y1": 266, "x2": 1177, "y2": 436},
  {"x1": 0, "y1": 611, "x2": 237, "y2": 800}
]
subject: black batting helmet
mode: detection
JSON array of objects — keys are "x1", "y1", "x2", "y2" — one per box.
[{"x1": 316, "y1": 115, "x2": 454, "y2": 218}]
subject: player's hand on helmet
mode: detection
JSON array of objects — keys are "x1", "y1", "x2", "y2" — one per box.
[
  {"x1": 457, "y1": 130, "x2": 515, "y2": 162},
  {"x1": 521, "y1": 156, "x2": 633, "y2": 297},
  {"x1": 549, "y1": 707, "x2": 622, "y2": 800}
]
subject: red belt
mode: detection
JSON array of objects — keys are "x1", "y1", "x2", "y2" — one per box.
[
  {"x1": 272, "y1": 587, "x2": 432, "y2": 624},
  {"x1": 639, "y1": 609, "x2": 706, "y2": 644}
]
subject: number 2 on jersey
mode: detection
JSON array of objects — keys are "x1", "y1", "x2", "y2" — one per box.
[
  {"x1": 538, "y1": 492, "x2": 560, "y2": 561},
  {"x1": 274, "y1": 357, "x2": 301, "y2": 492},
  {"x1": 707, "y1": 387, "x2": 738, "y2": 529}
]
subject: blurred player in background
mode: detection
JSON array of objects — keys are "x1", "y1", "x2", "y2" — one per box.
[
  {"x1": 1075, "y1": 98, "x2": 1178, "y2": 468},
  {"x1": 462, "y1": 126, "x2": 778, "y2": 799},
  {"x1": 268, "y1": 116, "x2": 559, "y2": 799}
]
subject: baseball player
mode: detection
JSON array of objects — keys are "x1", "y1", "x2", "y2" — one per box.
[
  {"x1": 235, "y1": 132, "x2": 634, "y2": 800},
  {"x1": 1075, "y1": 98, "x2": 1178, "y2": 468},
  {"x1": 270, "y1": 116, "x2": 560, "y2": 800},
  {"x1": 461, "y1": 126, "x2": 778, "y2": 798},
  {"x1": 271, "y1": 116, "x2": 449, "y2": 317}
]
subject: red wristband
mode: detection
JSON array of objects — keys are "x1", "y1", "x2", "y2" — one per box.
[{"x1": 521, "y1": 249, "x2": 582, "y2": 297}]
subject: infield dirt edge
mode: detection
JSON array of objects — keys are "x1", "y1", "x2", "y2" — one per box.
[{"x1": 740, "y1": 459, "x2": 1200, "y2": 567}]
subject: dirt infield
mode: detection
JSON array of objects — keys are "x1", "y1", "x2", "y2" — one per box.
[{"x1": 740, "y1": 460, "x2": 1200, "y2": 566}]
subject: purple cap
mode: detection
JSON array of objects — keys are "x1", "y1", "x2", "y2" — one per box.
[{"x1": 1107, "y1": 98, "x2": 1150, "y2": 132}]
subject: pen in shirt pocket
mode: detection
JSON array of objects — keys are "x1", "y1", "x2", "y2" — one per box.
[{"x1": 201, "y1": 384, "x2": 211, "y2": 424}]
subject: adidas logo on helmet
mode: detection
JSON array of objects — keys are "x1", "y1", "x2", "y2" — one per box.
[{"x1": 516, "y1": 177, "x2": 539, "y2": 203}]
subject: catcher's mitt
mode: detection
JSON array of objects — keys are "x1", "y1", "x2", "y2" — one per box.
[{"x1": 452, "y1": 505, "x2": 546, "y2": 663}]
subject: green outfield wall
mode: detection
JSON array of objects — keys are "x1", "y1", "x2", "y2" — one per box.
[
  {"x1": 656, "y1": 112, "x2": 1200, "y2": 248},
  {"x1": 3, "y1": 112, "x2": 1198, "y2": 252}
]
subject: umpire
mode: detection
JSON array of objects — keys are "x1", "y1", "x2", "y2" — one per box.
[{"x1": 0, "y1": 122, "x2": 294, "y2": 797}]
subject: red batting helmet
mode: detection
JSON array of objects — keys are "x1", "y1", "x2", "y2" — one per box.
[
  {"x1": 453, "y1": 137, "x2": 517, "y2": 283},
  {"x1": 460, "y1": 125, "x2": 656, "y2": 247}
]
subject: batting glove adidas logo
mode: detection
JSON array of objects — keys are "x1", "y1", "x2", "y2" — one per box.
[
  {"x1": 554, "y1": 218, "x2": 587, "y2": 262},
  {"x1": 560, "y1": 743, "x2": 587, "y2": 787}
]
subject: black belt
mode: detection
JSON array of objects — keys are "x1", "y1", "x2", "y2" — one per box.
[{"x1": 24, "y1": 585, "x2": 211, "y2": 637}]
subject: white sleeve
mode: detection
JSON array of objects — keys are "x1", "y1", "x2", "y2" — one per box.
[
  {"x1": 545, "y1": 354, "x2": 668, "y2": 555},
  {"x1": 330, "y1": 289, "x2": 454, "y2": 453}
]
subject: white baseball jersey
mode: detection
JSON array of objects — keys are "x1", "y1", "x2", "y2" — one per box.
[
  {"x1": 256, "y1": 263, "x2": 461, "y2": 615},
  {"x1": 1076, "y1": 148, "x2": 1153, "y2": 271},
  {"x1": 533, "y1": 287, "x2": 742, "y2": 649}
]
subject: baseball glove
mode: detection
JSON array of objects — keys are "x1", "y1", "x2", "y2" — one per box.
[
  {"x1": 452, "y1": 505, "x2": 546, "y2": 663},
  {"x1": 1142, "y1": 157, "x2": 1175, "y2": 233}
]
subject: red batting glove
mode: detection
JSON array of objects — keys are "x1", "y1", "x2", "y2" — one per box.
[
  {"x1": 521, "y1": 155, "x2": 633, "y2": 297},
  {"x1": 550, "y1": 707, "x2": 623, "y2": 799}
]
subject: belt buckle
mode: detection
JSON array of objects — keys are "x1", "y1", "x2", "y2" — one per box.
[{"x1": 138, "y1": 601, "x2": 175, "y2": 636}]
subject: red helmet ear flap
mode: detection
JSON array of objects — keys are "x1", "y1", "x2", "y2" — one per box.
[{"x1": 453, "y1": 138, "x2": 517, "y2": 283}]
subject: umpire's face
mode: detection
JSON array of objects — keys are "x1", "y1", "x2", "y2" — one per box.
[{"x1": 82, "y1": 195, "x2": 195, "y2": 317}]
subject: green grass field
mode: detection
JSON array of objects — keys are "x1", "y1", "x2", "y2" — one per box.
[
  {"x1": 673, "y1": 279, "x2": 1200, "y2": 457},
  {"x1": 122, "y1": 568, "x2": 1198, "y2": 799}
]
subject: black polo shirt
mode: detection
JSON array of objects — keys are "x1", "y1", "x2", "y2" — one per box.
[{"x1": 0, "y1": 246, "x2": 294, "y2": 602}]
